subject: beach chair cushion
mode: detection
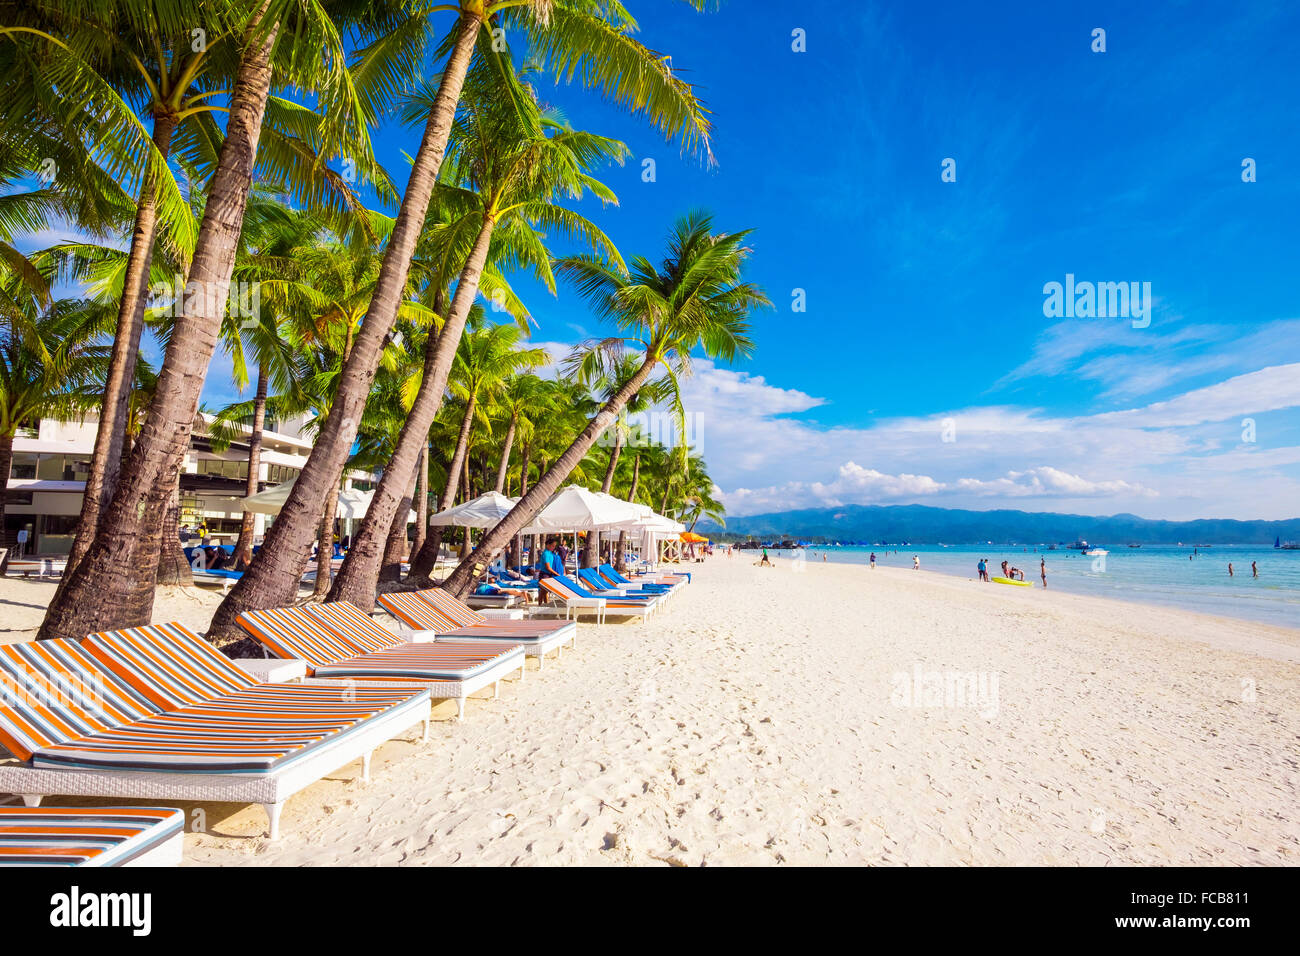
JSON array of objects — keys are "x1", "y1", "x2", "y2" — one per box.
[
  {"x1": 552, "y1": 575, "x2": 655, "y2": 607},
  {"x1": 378, "y1": 592, "x2": 574, "y2": 643},
  {"x1": 29, "y1": 683, "x2": 424, "y2": 773},
  {"x1": 412, "y1": 588, "x2": 486, "y2": 628},
  {"x1": 377, "y1": 591, "x2": 444, "y2": 630},
  {"x1": 0, "y1": 639, "x2": 161, "y2": 760},
  {"x1": 310, "y1": 641, "x2": 524, "y2": 682},
  {"x1": 303, "y1": 602, "x2": 404, "y2": 653},
  {"x1": 0, "y1": 806, "x2": 184, "y2": 866},
  {"x1": 236, "y1": 607, "x2": 364, "y2": 670},
  {"x1": 81, "y1": 623, "x2": 260, "y2": 710},
  {"x1": 598, "y1": 564, "x2": 671, "y2": 590},
  {"x1": 578, "y1": 567, "x2": 661, "y2": 596}
]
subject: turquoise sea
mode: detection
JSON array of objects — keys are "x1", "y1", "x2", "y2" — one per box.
[{"x1": 765, "y1": 544, "x2": 1300, "y2": 630}]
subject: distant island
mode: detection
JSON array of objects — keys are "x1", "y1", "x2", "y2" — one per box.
[{"x1": 697, "y1": 503, "x2": 1300, "y2": 546}]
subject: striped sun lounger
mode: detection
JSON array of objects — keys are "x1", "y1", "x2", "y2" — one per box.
[
  {"x1": 377, "y1": 591, "x2": 577, "y2": 669},
  {"x1": 0, "y1": 628, "x2": 431, "y2": 838},
  {"x1": 539, "y1": 576, "x2": 658, "y2": 623},
  {"x1": 235, "y1": 602, "x2": 527, "y2": 720},
  {"x1": 0, "y1": 806, "x2": 184, "y2": 866}
]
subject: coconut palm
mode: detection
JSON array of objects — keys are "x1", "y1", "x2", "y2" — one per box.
[
  {"x1": 213, "y1": 0, "x2": 714, "y2": 632},
  {"x1": 441, "y1": 211, "x2": 766, "y2": 596},
  {"x1": 581, "y1": 353, "x2": 672, "y2": 565},
  {"x1": 401, "y1": 314, "x2": 548, "y2": 584},
  {"x1": 314, "y1": 65, "x2": 624, "y2": 609},
  {"x1": 37, "y1": 0, "x2": 388, "y2": 642},
  {"x1": 491, "y1": 373, "x2": 548, "y2": 495},
  {"x1": 7, "y1": 2, "x2": 391, "y2": 590},
  {"x1": 0, "y1": 277, "x2": 114, "y2": 551}
]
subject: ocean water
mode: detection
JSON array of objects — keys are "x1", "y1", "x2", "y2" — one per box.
[{"x1": 761, "y1": 544, "x2": 1300, "y2": 630}]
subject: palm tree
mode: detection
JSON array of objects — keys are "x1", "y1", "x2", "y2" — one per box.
[
  {"x1": 441, "y1": 211, "x2": 766, "y2": 596},
  {"x1": 319, "y1": 66, "x2": 624, "y2": 609},
  {"x1": 37, "y1": 0, "x2": 379, "y2": 642},
  {"x1": 402, "y1": 315, "x2": 547, "y2": 584},
  {"x1": 492, "y1": 373, "x2": 548, "y2": 495},
  {"x1": 213, "y1": 0, "x2": 714, "y2": 633},
  {"x1": 0, "y1": 279, "x2": 113, "y2": 552},
  {"x1": 7, "y1": 2, "x2": 390, "y2": 585},
  {"x1": 584, "y1": 353, "x2": 670, "y2": 566}
]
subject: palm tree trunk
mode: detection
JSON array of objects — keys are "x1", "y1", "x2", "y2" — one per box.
[
  {"x1": 410, "y1": 442, "x2": 428, "y2": 558},
  {"x1": 493, "y1": 413, "x2": 517, "y2": 494},
  {"x1": 508, "y1": 441, "x2": 530, "y2": 569},
  {"x1": 378, "y1": 471, "x2": 415, "y2": 582},
  {"x1": 61, "y1": 113, "x2": 178, "y2": 586},
  {"x1": 208, "y1": 11, "x2": 482, "y2": 639},
  {"x1": 441, "y1": 357, "x2": 658, "y2": 597},
  {"x1": 232, "y1": 363, "x2": 267, "y2": 569},
  {"x1": 312, "y1": 483, "x2": 339, "y2": 600},
  {"x1": 615, "y1": 452, "x2": 641, "y2": 570},
  {"x1": 156, "y1": 473, "x2": 190, "y2": 586},
  {"x1": 459, "y1": 456, "x2": 472, "y2": 559},
  {"x1": 585, "y1": 431, "x2": 623, "y2": 567},
  {"x1": 329, "y1": 214, "x2": 495, "y2": 608},
  {"x1": 407, "y1": 393, "x2": 476, "y2": 581},
  {"x1": 39, "y1": 20, "x2": 279, "y2": 643}
]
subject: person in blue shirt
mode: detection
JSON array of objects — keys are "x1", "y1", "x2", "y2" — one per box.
[{"x1": 977, "y1": 558, "x2": 987, "y2": 581}]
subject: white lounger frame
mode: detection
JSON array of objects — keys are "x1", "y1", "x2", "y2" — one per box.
[{"x1": 0, "y1": 694, "x2": 430, "y2": 841}]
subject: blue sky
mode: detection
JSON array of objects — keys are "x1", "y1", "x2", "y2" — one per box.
[{"x1": 58, "y1": 0, "x2": 1300, "y2": 520}]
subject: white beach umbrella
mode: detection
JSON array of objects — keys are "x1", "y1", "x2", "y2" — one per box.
[
  {"x1": 519, "y1": 485, "x2": 642, "y2": 533},
  {"x1": 240, "y1": 479, "x2": 413, "y2": 521},
  {"x1": 239, "y1": 478, "x2": 300, "y2": 515},
  {"x1": 426, "y1": 491, "x2": 520, "y2": 528}
]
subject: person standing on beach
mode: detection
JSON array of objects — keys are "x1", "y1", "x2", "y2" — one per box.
[
  {"x1": 759, "y1": 547, "x2": 772, "y2": 567},
  {"x1": 912, "y1": 555, "x2": 920, "y2": 571},
  {"x1": 977, "y1": 558, "x2": 986, "y2": 581},
  {"x1": 869, "y1": 552, "x2": 876, "y2": 568},
  {"x1": 1040, "y1": 558, "x2": 1047, "y2": 588}
]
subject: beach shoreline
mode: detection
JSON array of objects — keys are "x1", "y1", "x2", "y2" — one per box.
[{"x1": 6, "y1": 558, "x2": 1295, "y2": 866}]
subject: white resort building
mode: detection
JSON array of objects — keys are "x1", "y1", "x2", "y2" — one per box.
[{"x1": 6, "y1": 414, "x2": 371, "y2": 556}]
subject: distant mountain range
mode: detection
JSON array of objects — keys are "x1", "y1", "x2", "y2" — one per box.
[{"x1": 696, "y1": 504, "x2": 1300, "y2": 545}]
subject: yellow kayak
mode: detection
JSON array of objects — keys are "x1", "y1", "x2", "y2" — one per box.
[{"x1": 992, "y1": 576, "x2": 1032, "y2": 587}]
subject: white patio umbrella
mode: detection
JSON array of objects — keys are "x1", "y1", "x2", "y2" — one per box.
[
  {"x1": 515, "y1": 486, "x2": 643, "y2": 570},
  {"x1": 426, "y1": 491, "x2": 519, "y2": 528},
  {"x1": 519, "y1": 485, "x2": 642, "y2": 533},
  {"x1": 240, "y1": 478, "x2": 413, "y2": 521}
]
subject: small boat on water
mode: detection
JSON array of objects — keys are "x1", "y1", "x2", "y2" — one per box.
[
  {"x1": 1127, "y1": 543, "x2": 1142, "y2": 548},
  {"x1": 1068, "y1": 539, "x2": 1089, "y2": 551},
  {"x1": 1084, "y1": 548, "x2": 1109, "y2": 556}
]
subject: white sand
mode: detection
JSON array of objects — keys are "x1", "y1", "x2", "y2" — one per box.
[{"x1": 4, "y1": 560, "x2": 1298, "y2": 865}]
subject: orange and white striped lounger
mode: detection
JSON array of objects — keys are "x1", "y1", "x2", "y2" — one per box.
[
  {"x1": 0, "y1": 628, "x2": 430, "y2": 838},
  {"x1": 0, "y1": 806, "x2": 184, "y2": 866},
  {"x1": 377, "y1": 590, "x2": 577, "y2": 669},
  {"x1": 235, "y1": 602, "x2": 527, "y2": 720}
]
